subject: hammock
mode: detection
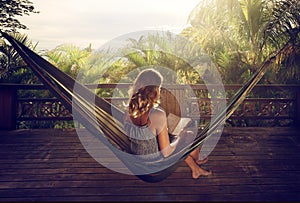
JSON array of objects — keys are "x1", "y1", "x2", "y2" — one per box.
[{"x1": 1, "y1": 31, "x2": 278, "y2": 182}]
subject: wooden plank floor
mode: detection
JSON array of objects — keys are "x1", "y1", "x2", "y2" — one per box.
[{"x1": 0, "y1": 127, "x2": 299, "y2": 202}]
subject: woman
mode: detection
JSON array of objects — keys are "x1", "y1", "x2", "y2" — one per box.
[{"x1": 124, "y1": 68, "x2": 211, "y2": 179}]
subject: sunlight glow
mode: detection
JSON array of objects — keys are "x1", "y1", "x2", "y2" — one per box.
[{"x1": 21, "y1": 0, "x2": 200, "y2": 50}]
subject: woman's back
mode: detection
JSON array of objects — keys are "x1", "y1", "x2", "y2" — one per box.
[{"x1": 124, "y1": 107, "x2": 163, "y2": 160}]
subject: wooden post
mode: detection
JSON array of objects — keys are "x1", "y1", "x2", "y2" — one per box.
[
  {"x1": 296, "y1": 87, "x2": 300, "y2": 128},
  {"x1": 160, "y1": 87, "x2": 181, "y2": 117},
  {"x1": 0, "y1": 85, "x2": 16, "y2": 130}
]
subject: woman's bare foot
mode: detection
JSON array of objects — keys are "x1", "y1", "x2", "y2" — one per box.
[
  {"x1": 196, "y1": 157, "x2": 208, "y2": 165},
  {"x1": 192, "y1": 166, "x2": 212, "y2": 179}
]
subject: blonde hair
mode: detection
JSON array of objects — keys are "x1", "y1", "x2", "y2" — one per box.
[{"x1": 128, "y1": 68, "x2": 163, "y2": 118}]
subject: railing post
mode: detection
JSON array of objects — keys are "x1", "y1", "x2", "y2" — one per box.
[
  {"x1": 0, "y1": 84, "x2": 17, "y2": 130},
  {"x1": 160, "y1": 87, "x2": 181, "y2": 117},
  {"x1": 296, "y1": 87, "x2": 300, "y2": 128}
]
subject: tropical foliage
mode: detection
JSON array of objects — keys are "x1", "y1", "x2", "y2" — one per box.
[
  {"x1": 181, "y1": 0, "x2": 300, "y2": 84},
  {"x1": 0, "y1": 32, "x2": 38, "y2": 83},
  {"x1": 0, "y1": 0, "x2": 39, "y2": 31},
  {"x1": 46, "y1": 44, "x2": 93, "y2": 79},
  {"x1": 0, "y1": 0, "x2": 39, "y2": 83},
  {"x1": 95, "y1": 32, "x2": 216, "y2": 86},
  {"x1": 1, "y1": 0, "x2": 299, "y2": 129}
]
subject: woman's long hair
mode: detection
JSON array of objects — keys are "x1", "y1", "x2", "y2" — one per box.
[{"x1": 127, "y1": 68, "x2": 163, "y2": 118}]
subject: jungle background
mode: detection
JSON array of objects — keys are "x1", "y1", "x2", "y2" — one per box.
[{"x1": 1, "y1": 0, "x2": 299, "y2": 129}]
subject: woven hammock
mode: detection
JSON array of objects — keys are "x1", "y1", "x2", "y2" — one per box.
[{"x1": 1, "y1": 31, "x2": 278, "y2": 182}]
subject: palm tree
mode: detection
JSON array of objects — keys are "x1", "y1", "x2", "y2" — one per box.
[
  {"x1": 182, "y1": 0, "x2": 300, "y2": 83},
  {"x1": 263, "y1": 0, "x2": 300, "y2": 83},
  {"x1": 0, "y1": 32, "x2": 38, "y2": 83},
  {"x1": 102, "y1": 31, "x2": 215, "y2": 85},
  {"x1": 46, "y1": 44, "x2": 92, "y2": 79}
]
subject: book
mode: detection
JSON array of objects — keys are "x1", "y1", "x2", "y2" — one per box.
[{"x1": 167, "y1": 113, "x2": 192, "y2": 136}]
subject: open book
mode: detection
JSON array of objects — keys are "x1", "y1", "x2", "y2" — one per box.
[{"x1": 167, "y1": 113, "x2": 192, "y2": 136}]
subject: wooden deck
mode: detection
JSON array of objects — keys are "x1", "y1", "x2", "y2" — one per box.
[{"x1": 0, "y1": 127, "x2": 299, "y2": 202}]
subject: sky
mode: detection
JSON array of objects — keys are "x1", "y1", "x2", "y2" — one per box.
[{"x1": 20, "y1": 0, "x2": 200, "y2": 51}]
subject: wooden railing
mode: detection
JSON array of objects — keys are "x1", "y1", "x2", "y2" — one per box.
[{"x1": 0, "y1": 83, "x2": 299, "y2": 130}]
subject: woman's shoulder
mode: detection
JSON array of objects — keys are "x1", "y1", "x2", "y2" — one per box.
[
  {"x1": 150, "y1": 106, "x2": 166, "y2": 115},
  {"x1": 149, "y1": 107, "x2": 166, "y2": 122}
]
